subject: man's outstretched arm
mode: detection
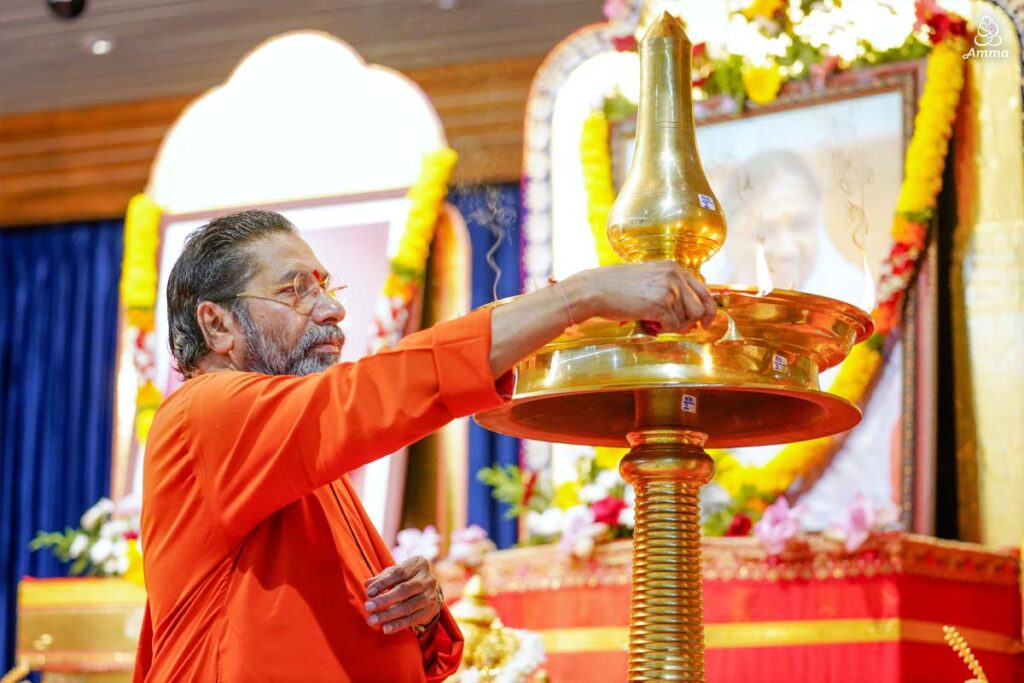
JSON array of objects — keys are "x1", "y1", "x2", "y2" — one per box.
[
  {"x1": 183, "y1": 261, "x2": 715, "y2": 541},
  {"x1": 489, "y1": 260, "x2": 715, "y2": 376}
]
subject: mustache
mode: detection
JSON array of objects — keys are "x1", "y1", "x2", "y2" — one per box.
[{"x1": 300, "y1": 324, "x2": 345, "y2": 353}]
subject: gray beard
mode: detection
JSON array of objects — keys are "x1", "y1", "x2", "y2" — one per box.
[{"x1": 235, "y1": 305, "x2": 345, "y2": 376}]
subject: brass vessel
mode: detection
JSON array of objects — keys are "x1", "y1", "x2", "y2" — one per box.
[
  {"x1": 606, "y1": 13, "x2": 726, "y2": 277},
  {"x1": 476, "y1": 12, "x2": 872, "y2": 681}
]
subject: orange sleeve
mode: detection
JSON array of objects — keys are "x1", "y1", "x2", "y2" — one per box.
[
  {"x1": 185, "y1": 308, "x2": 509, "y2": 541},
  {"x1": 418, "y1": 607, "x2": 464, "y2": 682}
]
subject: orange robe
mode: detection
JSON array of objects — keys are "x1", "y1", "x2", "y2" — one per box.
[{"x1": 133, "y1": 309, "x2": 509, "y2": 682}]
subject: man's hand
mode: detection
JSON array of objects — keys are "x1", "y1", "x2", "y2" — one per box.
[
  {"x1": 363, "y1": 556, "x2": 442, "y2": 635},
  {"x1": 564, "y1": 261, "x2": 717, "y2": 333},
  {"x1": 489, "y1": 261, "x2": 717, "y2": 376}
]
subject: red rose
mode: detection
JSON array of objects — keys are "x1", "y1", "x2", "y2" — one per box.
[
  {"x1": 592, "y1": 496, "x2": 628, "y2": 526},
  {"x1": 725, "y1": 513, "x2": 753, "y2": 537},
  {"x1": 612, "y1": 35, "x2": 637, "y2": 52}
]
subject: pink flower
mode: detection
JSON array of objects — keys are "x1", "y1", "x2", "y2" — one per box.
[
  {"x1": 559, "y1": 506, "x2": 607, "y2": 560},
  {"x1": 591, "y1": 496, "x2": 627, "y2": 527},
  {"x1": 753, "y1": 498, "x2": 802, "y2": 556},
  {"x1": 809, "y1": 55, "x2": 839, "y2": 90},
  {"x1": 391, "y1": 526, "x2": 440, "y2": 564},
  {"x1": 603, "y1": 0, "x2": 629, "y2": 21},
  {"x1": 831, "y1": 493, "x2": 901, "y2": 553},
  {"x1": 447, "y1": 525, "x2": 496, "y2": 568}
]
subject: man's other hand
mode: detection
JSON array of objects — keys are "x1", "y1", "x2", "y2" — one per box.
[{"x1": 363, "y1": 556, "x2": 442, "y2": 635}]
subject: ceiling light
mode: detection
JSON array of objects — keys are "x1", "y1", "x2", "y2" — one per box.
[{"x1": 89, "y1": 36, "x2": 114, "y2": 55}]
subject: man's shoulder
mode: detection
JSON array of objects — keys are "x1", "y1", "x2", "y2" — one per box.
[
  {"x1": 172, "y1": 370, "x2": 279, "y2": 401},
  {"x1": 152, "y1": 372, "x2": 259, "y2": 425}
]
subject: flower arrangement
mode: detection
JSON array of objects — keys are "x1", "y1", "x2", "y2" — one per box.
[
  {"x1": 576, "y1": 0, "x2": 971, "y2": 512},
  {"x1": 454, "y1": 628, "x2": 546, "y2": 683},
  {"x1": 391, "y1": 524, "x2": 497, "y2": 571},
  {"x1": 479, "y1": 451, "x2": 635, "y2": 560},
  {"x1": 481, "y1": 449, "x2": 781, "y2": 556},
  {"x1": 30, "y1": 497, "x2": 144, "y2": 584},
  {"x1": 750, "y1": 493, "x2": 901, "y2": 557}
]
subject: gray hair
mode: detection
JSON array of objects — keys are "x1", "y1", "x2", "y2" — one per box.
[{"x1": 166, "y1": 209, "x2": 296, "y2": 378}]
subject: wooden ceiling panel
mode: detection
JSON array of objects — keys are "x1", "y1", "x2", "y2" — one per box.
[{"x1": 0, "y1": 0, "x2": 601, "y2": 115}]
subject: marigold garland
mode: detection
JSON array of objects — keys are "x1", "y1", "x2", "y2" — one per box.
[
  {"x1": 579, "y1": 32, "x2": 968, "y2": 500},
  {"x1": 120, "y1": 194, "x2": 162, "y2": 331},
  {"x1": 370, "y1": 147, "x2": 458, "y2": 350},
  {"x1": 119, "y1": 193, "x2": 165, "y2": 446},
  {"x1": 580, "y1": 111, "x2": 623, "y2": 267}
]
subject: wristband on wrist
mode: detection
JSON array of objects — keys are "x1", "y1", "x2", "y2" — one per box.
[
  {"x1": 412, "y1": 585, "x2": 444, "y2": 637},
  {"x1": 548, "y1": 277, "x2": 576, "y2": 327}
]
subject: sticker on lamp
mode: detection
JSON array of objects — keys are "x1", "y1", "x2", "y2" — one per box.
[
  {"x1": 697, "y1": 194, "x2": 716, "y2": 211},
  {"x1": 772, "y1": 354, "x2": 788, "y2": 372},
  {"x1": 681, "y1": 394, "x2": 698, "y2": 414}
]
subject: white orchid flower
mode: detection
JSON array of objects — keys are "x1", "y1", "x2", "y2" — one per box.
[
  {"x1": 100, "y1": 519, "x2": 130, "y2": 539},
  {"x1": 80, "y1": 497, "x2": 115, "y2": 532},
  {"x1": 595, "y1": 468, "x2": 623, "y2": 491},
  {"x1": 89, "y1": 537, "x2": 114, "y2": 564},
  {"x1": 68, "y1": 533, "x2": 89, "y2": 559},
  {"x1": 390, "y1": 525, "x2": 440, "y2": 564},
  {"x1": 579, "y1": 483, "x2": 607, "y2": 504},
  {"x1": 526, "y1": 508, "x2": 563, "y2": 538}
]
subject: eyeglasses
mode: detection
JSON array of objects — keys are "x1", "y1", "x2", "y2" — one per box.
[{"x1": 235, "y1": 271, "x2": 347, "y2": 315}]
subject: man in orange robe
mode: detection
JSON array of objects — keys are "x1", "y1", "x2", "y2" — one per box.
[{"x1": 133, "y1": 210, "x2": 715, "y2": 681}]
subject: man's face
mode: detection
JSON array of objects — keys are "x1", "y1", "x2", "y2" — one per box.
[
  {"x1": 726, "y1": 175, "x2": 820, "y2": 289},
  {"x1": 233, "y1": 232, "x2": 347, "y2": 376}
]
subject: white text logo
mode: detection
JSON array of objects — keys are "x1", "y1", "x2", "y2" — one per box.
[{"x1": 964, "y1": 15, "x2": 1009, "y2": 59}]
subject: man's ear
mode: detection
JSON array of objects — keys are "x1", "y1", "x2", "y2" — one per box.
[{"x1": 196, "y1": 301, "x2": 238, "y2": 355}]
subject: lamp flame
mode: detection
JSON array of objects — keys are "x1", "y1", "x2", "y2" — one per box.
[
  {"x1": 755, "y1": 240, "x2": 774, "y2": 296},
  {"x1": 859, "y1": 250, "x2": 876, "y2": 313}
]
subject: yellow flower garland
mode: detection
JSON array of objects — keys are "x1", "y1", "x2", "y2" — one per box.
[
  {"x1": 580, "y1": 36, "x2": 967, "y2": 498},
  {"x1": 580, "y1": 112, "x2": 623, "y2": 267},
  {"x1": 120, "y1": 193, "x2": 165, "y2": 447},
  {"x1": 120, "y1": 194, "x2": 162, "y2": 331},
  {"x1": 372, "y1": 146, "x2": 458, "y2": 349}
]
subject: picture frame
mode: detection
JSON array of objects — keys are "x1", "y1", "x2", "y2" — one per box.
[{"x1": 606, "y1": 61, "x2": 935, "y2": 531}]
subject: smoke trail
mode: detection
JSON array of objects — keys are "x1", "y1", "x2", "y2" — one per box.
[{"x1": 465, "y1": 185, "x2": 515, "y2": 301}]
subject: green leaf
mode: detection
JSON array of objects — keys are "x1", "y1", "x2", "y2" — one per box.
[{"x1": 603, "y1": 91, "x2": 638, "y2": 123}]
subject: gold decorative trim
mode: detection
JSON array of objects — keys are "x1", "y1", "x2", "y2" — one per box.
[
  {"x1": 439, "y1": 534, "x2": 1020, "y2": 596},
  {"x1": 19, "y1": 579, "x2": 146, "y2": 609},
  {"x1": 538, "y1": 620, "x2": 1023, "y2": 655},
  {"x1": 17, "y1": 651, "x2": 135, "y2": 674}
]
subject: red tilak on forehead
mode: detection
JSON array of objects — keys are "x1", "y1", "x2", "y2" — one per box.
[{"x1": 313, "y1": 269, "x2": 321, "y2": 280}]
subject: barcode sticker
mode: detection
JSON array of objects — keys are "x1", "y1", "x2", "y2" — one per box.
[{"x1": 772, "y1": 354, "x2": 788, "y2": 372}]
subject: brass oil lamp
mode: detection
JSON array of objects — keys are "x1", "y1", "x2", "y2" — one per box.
[{"x1": 475, "y1": 12, "x2": 872, "y2": 681}]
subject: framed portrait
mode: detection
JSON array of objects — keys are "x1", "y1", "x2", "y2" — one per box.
[{"x1": 607, "y1": 61, "x2": 936, "y2": 531}]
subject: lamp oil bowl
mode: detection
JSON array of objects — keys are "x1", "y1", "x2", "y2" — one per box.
[{"x1": 475, "y1": 12, "x2": 873, "y2": 682}]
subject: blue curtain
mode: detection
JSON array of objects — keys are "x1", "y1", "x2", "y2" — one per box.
[
  {"x1": 0, "y1": 221, "x2": 123, "y2": 670},
  {"x1": 448, "y1": 184, "x2": 522, "y2": 550}
]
